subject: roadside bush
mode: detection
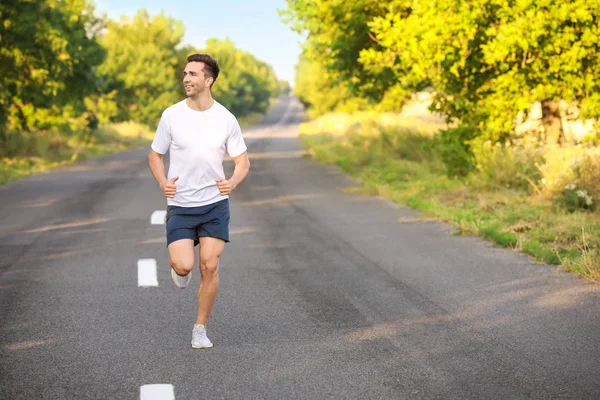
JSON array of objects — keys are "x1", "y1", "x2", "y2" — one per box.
[
  {"x1": 557, "y1": 185, "x2": 595, "y2": 212},
  {"x1": 435, "y1": 125, "x2": 476, "y2": 178}
]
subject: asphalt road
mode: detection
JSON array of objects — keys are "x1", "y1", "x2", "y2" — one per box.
[{"x1": 1, "y1": 95, "x2": 600, "y2": 399}]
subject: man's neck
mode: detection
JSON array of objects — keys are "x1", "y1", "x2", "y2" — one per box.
[{"x1": 186, "y1": 92, "x2": 214, "y2": 111}]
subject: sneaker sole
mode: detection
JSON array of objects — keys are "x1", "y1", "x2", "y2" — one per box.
[{"x1": 191, "y1": 343, "x2": 213, "y2": 349}]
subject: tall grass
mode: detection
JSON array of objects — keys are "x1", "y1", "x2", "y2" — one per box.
[{"x1": 0, "y1": 122, "x2": 153, "y2": 184}]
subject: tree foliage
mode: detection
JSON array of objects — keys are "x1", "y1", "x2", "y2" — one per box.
[
  {"x1": 0, "y1": 2, "x2": 281, "y2": 151},
  {"x1": 282, "y1": 0, "x2": 600, "y2": 144},
  {"x1": 293, "y1": 53, "x2": 368, "y2": 118},
  {"x1": 280, "y1": 0, "x2": 399, "y2": 115},
  {"x1": 0, "y1": 0, "x2": 105, "y2": 135},
  {"x1": 97, "y1": 10, "x2": 184, "y2": 126}
]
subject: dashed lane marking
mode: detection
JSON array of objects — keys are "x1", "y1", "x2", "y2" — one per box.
[
  {"x1": 137, "y1": 259, "x2": 158, "y2": 287},
  {"x1": 140, "y1": 384, "x2": 175, "y2": 400},
  {"x1": 150, "y1": 210, "x2": 167, "y2": 225}
]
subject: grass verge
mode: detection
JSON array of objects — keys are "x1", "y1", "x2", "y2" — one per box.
[
  {"x1": 0, "y1": 122, "x2": 153, "y2": 185},
  {"x1": 299, "y1": 112, "x2": 600, "y2": 283},
  {"x1": 0, "y1": 104, "x2": 273, "y2": 185}
]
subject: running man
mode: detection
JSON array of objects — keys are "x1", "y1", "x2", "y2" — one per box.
[{"x1": 148, "y1": 53, "x2": 250, "y2": 349}]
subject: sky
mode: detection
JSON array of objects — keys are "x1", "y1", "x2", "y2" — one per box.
[{"x1": 94, "y1": 0, "x2": 304, "y2": 85}]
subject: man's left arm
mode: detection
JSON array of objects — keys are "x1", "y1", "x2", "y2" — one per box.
[{"x1": 216, "y1": 151, "x2": 250, "y2": 195}]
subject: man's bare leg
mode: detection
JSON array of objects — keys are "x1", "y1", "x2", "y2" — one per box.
[
  {"x1": 168, "y1": 239, "x2": 195, "y2": 275},
  {"x1": 196, "y1": 236, "x2": 225, "y2": 326}
]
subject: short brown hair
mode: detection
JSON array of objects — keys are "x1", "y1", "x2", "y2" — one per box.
[{"x1": 187, "y1": 53, "x2": 219, "y2": 85}]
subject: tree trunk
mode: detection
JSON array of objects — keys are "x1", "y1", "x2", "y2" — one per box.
[{"x1": 541, "y1": 100, "x2": 565, "y2": 145}]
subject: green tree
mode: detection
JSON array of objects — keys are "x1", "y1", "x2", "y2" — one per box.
[
  {"x1": 481, "y1": 0, "x2": 600, "y2": 144},
  {"x1": 97, "y1": 9, "x2": 184, "y2": 125},
  {"x1": 293, "y1": 52, "x2": 368, "y2": 118},
  {"x1": 0, "y1": 0, "x2": 105, "y2": 137},
  {"x1": 364, "y1": 0, "x2": 600, "y2": 144},
  {"x1": 280, "y1": 0, "x2": 398, "y2": 112}
]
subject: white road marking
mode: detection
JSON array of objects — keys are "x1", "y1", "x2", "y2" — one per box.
[
  {"x1": 150, "y1": 210, "x2": 167, "y2": 225},
  {"x1": 137, "y1": 259, "x2": 158, "y2": 287},
  {"x1": 140, "y1": 384, "x2": 175, "y2": 400}
]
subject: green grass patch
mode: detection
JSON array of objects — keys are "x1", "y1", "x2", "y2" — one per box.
[
  {"x1": 480, "y1": 223, "x2": 519, "y2": 248},
  {"x1": 0, "y1": 122, "x2": 153, "y2": 185},
  {"x1": 299, "y1": 112, "x2": 600, "y2": 283}
]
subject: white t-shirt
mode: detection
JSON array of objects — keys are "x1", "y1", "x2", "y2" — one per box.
[{"x1": 151, "y1": 99, "x2": 247, "y2": 207}]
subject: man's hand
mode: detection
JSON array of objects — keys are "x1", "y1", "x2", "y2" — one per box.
[
  {"x1": 160, "y1": 176, "x2": 179, "y2": 198},
  {"x1": 216, "y1": 178, "x2": 236, "y2": 195}
]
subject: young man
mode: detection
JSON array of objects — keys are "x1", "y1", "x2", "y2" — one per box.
[{"x1": 148, "y1": 54, "x2": 250, "y2": 349}]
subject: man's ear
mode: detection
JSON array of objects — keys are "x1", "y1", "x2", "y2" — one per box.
[{"x1": 206, "y1": 77, "x2": 214, "y2": 87}]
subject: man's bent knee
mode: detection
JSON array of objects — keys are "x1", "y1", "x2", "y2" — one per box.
[{"x1": 171, "y1": 258, "x2": 194, "y2": 275}]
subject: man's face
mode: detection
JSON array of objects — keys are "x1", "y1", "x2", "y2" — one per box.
[{"x1": 183, "y1": 62, "x2": 211, "y2": 96}]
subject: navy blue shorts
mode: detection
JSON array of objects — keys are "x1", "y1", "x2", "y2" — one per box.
[{"x1": 165, "y1": 199, "x2": 230, "y2": 247}]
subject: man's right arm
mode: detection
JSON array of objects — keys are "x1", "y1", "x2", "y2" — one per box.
[
  {"x1": 149, "y1": 110, "x2": 176, "y2": 196},
  {"x1": 148, "y1": 150, "x2": 179, "y2": 198},
  {"x1": 148, "y1": 149, "x2": 167, "y2": 190}
]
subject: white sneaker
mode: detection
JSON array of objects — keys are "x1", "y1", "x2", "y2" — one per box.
[
  {"x1": 171, "y1": 268, "x2": 192, "y2": 289},
  {"x1": 191, "y1": 324, "x2": 213, "y2": 349}
]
